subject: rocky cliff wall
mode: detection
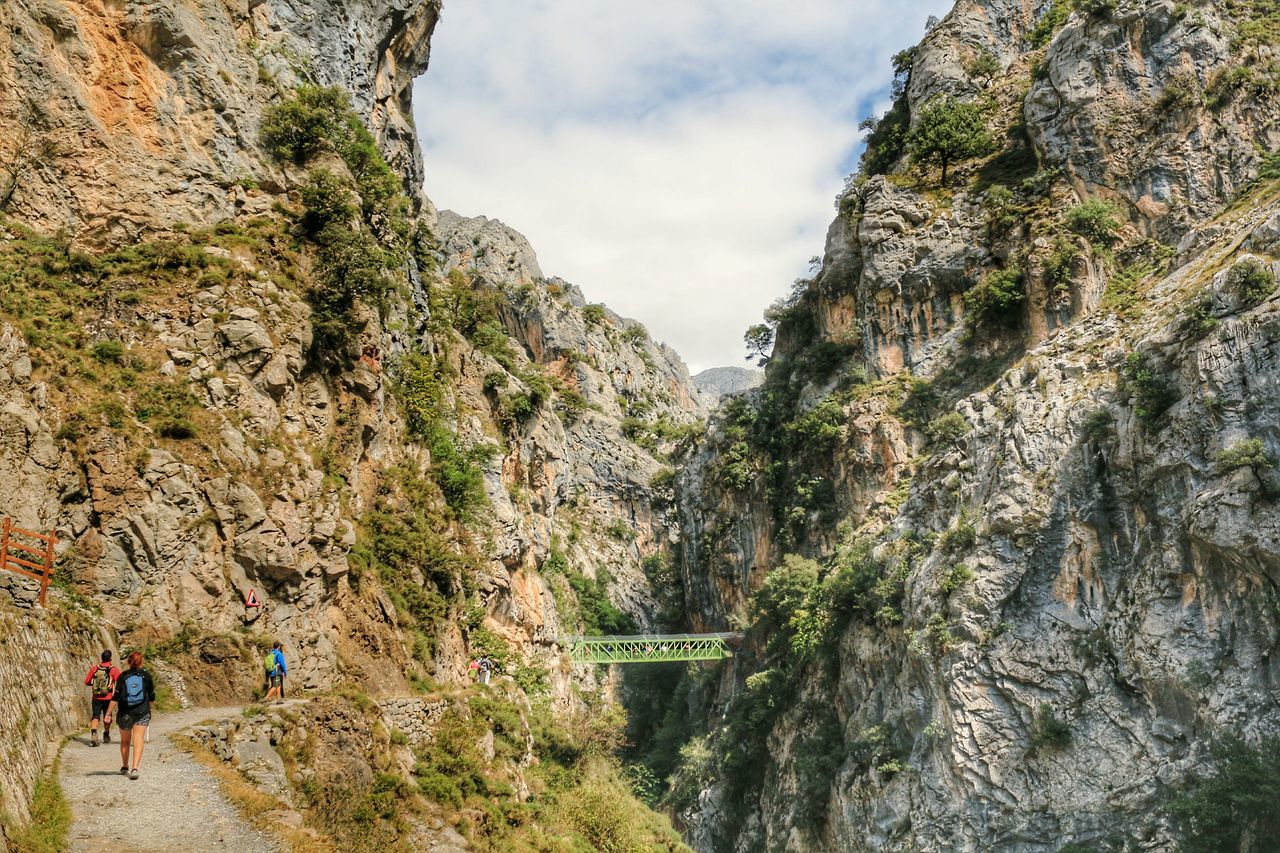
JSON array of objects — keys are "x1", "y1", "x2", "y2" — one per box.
[
  {"x1": 0, "y1": 599, "x2": 112, "y2": 837},
  {"x1": 0, "y1": 0, "x2": 705, "y2": 687},
  {"x1": 674, "y1": 0, "x2": 1280, "y2": 849},
  {"x1": 0, "y1": 3, "x2": 708, "y2": 844},
  {"x1": 0, "y1": 0, "x2": 441, "y2": 241}
]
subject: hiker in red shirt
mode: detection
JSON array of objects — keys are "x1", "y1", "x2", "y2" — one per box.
[{"x1": 84, "y1": 650, "x2": 120, "y2": 747}]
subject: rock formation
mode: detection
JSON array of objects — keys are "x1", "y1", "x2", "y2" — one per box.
[
  {"x1": 668, "y1": 1, "x2": 1280, "y2": 850},
  {"x1": 2, "y1": 0, "x2": 1279, "y2": 850},
  {"x1": 0, "y1": 0, "x2": 699, "y2": 846},
  {"x1": 692, "y1": 366, "x2": 764, "y2": 403},
  {"x1": 0, "y1": 0, "x2": 442, "y2": 239}
]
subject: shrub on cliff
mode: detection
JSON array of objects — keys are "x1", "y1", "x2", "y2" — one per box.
[
  {"x1": 1030, "y1": 0, "x2": 1072, "y2": 47},
  {"x1": 1215, "y1": 438, "x2": 1275, "y2": 475},
  {"x1": 793, "y1": 703, "x2": 843, "y2": 827},
  {"x1": 307, "y1": 225, "x2": 392, "y2": 362},
  {"x1": 260, "y1": 85, "x2": 352, "y2": 164},
  {"x1": 1226, "y1": 257, "x2": 1276, "y2": 307},
  {"x1": 1029, "y1": 705, "x2": 1071, "y2": 752},
  {"x1": 752, "y1": 555, "x2": 822, "y2": 648},
  {"x1": 907, "y1": 95, "x2": 994, "y2": 187},
  {"x1": 567, "y1": 568, "x2": 635, "y2": 635},
  {"x1": 300, "y1": 168, "x2": 356, "y2": 234},
  {"x1": 1043, "y1": 236, "x2": 1081, "y2": 295},
  {"x1": 395, "y1": 353, "x2": 492, "y2": 520},
  {"x1": 926, "y1": 412, "x2": 969, "y2": 447},
  {"x1": 857, "y1": 47, "x2": 916, "y2": 177},
  {"x1": 786, "y1": 399, "x2": 845, "y2": 450},
  {"x1": 1167, "y1": 735, "x2": 1280, "y2": 853},
  {"x1": 1121, "y1": 351, "x2": 1179, "y2": 424},
  {"x1": 1156, "y1": 71, "x2": 1204, "y2": 112},
  {"x1": 965, "y1": 267, "x2": 1025, "y2": 324},
  {"x1": 262, "y1": 86, "x2": 407, "y2": 235},
  {"x1": 964, "y1": 50, "x2": 1000, "y2": 83},
  {"x1": 1065, "y1": 199, "x2": 1122, "y2": 247}
]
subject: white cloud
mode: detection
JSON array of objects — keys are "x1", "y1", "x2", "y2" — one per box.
[{"x1": 413, "y1": 0, "x2": 952, "y2": 372}]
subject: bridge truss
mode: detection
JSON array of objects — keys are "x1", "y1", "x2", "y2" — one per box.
[{"x1": 565, "y1": 632, "x2": 741, "y2": 664}]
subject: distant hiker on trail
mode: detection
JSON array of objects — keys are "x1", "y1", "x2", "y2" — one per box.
[
  {"x1": 264, "y1": 641, "x2": 287, "y2": 703},
  {"x1": 103, "y1": 651, "x2": 155, "y2": 781},
  {"x1": 478, "y1": 655, "x2": 494, "y2": 686},
  {"x1": 84, "y1": 650, "x2": 120, "y2": 747}
]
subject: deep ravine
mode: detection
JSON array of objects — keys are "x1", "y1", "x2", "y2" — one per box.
[{"x1": 1, "y1": 1, "x2": 1279, "y2": 852}]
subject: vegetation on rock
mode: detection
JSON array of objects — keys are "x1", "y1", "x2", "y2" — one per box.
[
  {"x1": 906, "y1": 96, "x2": 995, "y2": 187},
  {"x1": 1167, "y1": 735, "x2": 1280, "y2": 853}
]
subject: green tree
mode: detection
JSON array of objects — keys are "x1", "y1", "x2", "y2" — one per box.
[
  {"x1": 965, "y1": 267, "x2": 1025, "y2": 323},
  {"x1": 259, "y1": 85, "x2": 352, "y2": 164},
  {"x1": 1168, "y1": 735, "x2": 1280, "y2": 853},
  {"x1": 965, "y1": 50, "x2": 1001, "y2": 83},
  {"x1": 907, "y1": 96, "x2": 994, "y2": 187},
  {"x1": 299, "y1": 168, "x2": 356, "y2": 235},
  {"x1": 858, "y1": 47, "x2": 917, "y2": 176},
  {"x1": 1065, "y1": 199, "x2": 1122, "y2": 247},
  {"x1": 744, "y1": 323, "x2": 775, "y2": 366}
]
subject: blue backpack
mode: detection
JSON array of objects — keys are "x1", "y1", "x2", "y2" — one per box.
[{"x1": 123, "y1": 672, "x2": 146, "y2": 707}]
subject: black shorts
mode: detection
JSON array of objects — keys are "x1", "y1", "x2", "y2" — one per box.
[
  {"x1": 91, "y1": 698, "x2": 111, "y2": 721},
  {"x1": 117, "y1": 709, "x2": 151, "y2": 729}
]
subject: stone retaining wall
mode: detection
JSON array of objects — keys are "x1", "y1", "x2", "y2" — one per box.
[
  {"x1": 0, "y1": 595, "x2": 112, "y2": 834},
  {"x1": 378, "y1": 697, "x2": 448, "y2": 748}
]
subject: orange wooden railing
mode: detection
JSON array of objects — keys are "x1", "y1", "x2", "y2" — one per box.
[{"x1": 0, "y1": 517, "x2": 56, "y2": 607}]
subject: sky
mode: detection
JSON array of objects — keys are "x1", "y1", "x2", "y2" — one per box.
[{"x1": 412, "y1": 1, "x2": 953, "y2": 373}]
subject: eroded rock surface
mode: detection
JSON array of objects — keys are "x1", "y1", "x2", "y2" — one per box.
[{"x1": 676, "y1": 1, "x2": 1280, "y2": 850}]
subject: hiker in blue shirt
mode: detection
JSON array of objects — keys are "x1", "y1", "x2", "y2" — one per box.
[{"x1": 264, "y1": 641, "x2": 288, "y2": 703}]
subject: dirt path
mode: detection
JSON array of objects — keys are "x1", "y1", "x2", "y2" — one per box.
[{"x1": 60, "y1": 706, "x2": 278, "y2": 852}]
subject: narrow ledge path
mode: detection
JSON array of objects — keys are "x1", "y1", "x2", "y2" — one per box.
[{"x1": 59, "y1": 706, "x2": 278, "y2": 853}]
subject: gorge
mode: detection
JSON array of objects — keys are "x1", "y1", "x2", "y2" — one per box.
[{"x1": 1, "y1": 1, "x2": 1279, "y2": 851}]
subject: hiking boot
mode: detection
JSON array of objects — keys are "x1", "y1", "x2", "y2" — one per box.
[
  {"x1": 103, "y1": 731, "x2": 111, "y2": 743},
  {"x1": 129, "y1": 769, "x2": 139, "y2": 781},
  {"x1": 119, "y1": 766, "x2": 128, "y2": 776},
  {"x1": 90, "y1": 733, "x2": 99, "y2": 746}
]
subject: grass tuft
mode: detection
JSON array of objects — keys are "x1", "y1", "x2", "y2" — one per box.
[{"x1": 3, "y1": 753, "x2": 71, "y2": 853}]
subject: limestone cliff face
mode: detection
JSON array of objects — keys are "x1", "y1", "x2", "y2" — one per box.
[
  {"x1": 692, "y1": 367, "x2": 764, "y2": 403},
  {"x1": 430, "y1": 210, "x2": 702, "y2": 666},
  {"x1": 0, "y1": 0, "x2": 699, "y2": 739},
  {"x1": 677, "y1": 1, "x2": 1280, "y2": 850},
  {"x1": 909, "y1": 0, "x2": 1279, "y2": 234},
  {"x1": 0, "y1": 0, "x2": 439, "y2": 239}
]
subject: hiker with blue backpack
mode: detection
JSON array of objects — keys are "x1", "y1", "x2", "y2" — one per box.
[
  {"x1": 264, "y1": 641, "x2": 287, "y2": 703},
  {"x1": 103, "y1": 651, "x2": 155, "y2": 780}
]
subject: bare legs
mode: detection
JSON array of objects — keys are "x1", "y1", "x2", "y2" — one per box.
[
  {"x1": 118, "y1": 726, "x2": 146, "y2": 770},
  {"x1": 130, "y1": 725, "x2": 147, "y2": 769},
  {"x1": 119, "y1": 726, "x2": 131, "y2": 769}
]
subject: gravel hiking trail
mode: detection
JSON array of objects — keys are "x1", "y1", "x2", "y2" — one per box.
[{"x1": 59, "y1": 706, "x2": 278, "y2": 852}]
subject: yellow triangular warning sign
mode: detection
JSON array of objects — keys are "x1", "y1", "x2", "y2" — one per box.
[{"x1": 245, "y1": 588, "x2": 261, "y2": 608}]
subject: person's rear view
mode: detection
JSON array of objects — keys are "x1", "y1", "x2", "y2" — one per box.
[
  {"x1": 84, "y1": 650, "x2": 120, "y2": 747},
  {"x1": 104, "y1": 651, "x2": 155, "y2": 780}
]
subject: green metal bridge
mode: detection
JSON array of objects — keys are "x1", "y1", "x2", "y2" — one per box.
[{"x1": 565, "y1": 633, "x2": 742, "y2": 664}]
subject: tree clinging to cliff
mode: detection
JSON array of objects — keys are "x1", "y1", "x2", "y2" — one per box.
[{"x1": 906, "y1": 95, "x2": 993, "y2": 187}]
